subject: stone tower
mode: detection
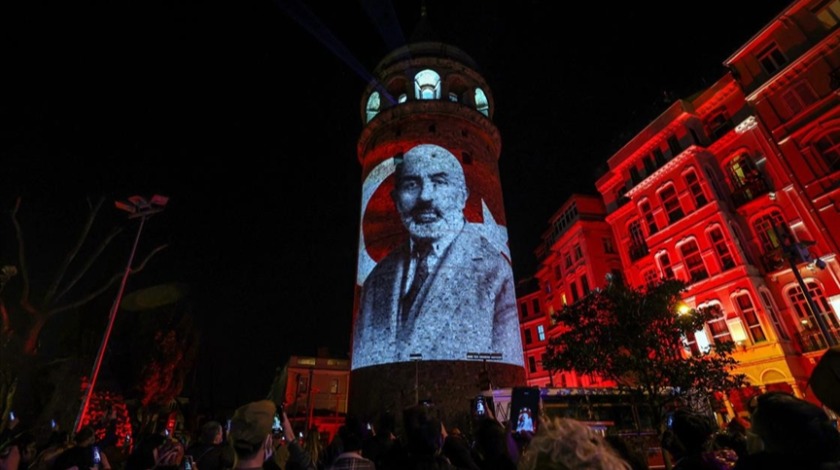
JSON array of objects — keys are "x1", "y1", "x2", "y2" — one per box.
[{"x1": 350, "y1": 15, "x2": 525, "y2": 429}]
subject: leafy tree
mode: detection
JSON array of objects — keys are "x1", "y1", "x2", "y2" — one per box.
[{"x1": 542, "y1": 278, "x2": 746, "y2": 432}]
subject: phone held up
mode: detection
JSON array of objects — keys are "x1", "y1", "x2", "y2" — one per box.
[
  {"x1": 272, "y1": 413, "x2": 283, "y2": 435},
  {"x1": 92, "y1": 446, "x2": 102, "y2": 466},
  {"x1": 183, "y1": 455, "x2": 194, "y2": 470},
  {"x1": 511, "y1": 386, "x2": 540, "y2": 434}
]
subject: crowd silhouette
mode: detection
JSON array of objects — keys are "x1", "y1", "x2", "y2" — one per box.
[{"x1": 2, "y1": 390, "x2": 838, "y2": 470}]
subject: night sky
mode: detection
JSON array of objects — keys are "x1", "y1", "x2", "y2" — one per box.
[{"x1": 3, "y1": 0, "x2": 793, "y2": 410}]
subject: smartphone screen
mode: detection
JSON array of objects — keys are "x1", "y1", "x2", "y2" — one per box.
[
  {"x1": 9, "y1": 411, "x2": 15, "y2": 421},
  {"x1": 511, "y1": 387, "x2": 540, "y2": 434},
  {"x1": 92, "y1": 446, "x2": 101, "y2": 465},
  {"x1": 272, "y1": 413, "x2": 282, "y2": 434}
]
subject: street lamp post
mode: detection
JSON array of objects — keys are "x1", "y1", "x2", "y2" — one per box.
[
  {"x1": 73, "y1": 195, "x2": 168, "y2": 434},
  {"x1": 409, "y1": 353, "x2": 422, "y2": 404}
]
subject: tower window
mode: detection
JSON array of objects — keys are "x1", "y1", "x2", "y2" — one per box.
[
  {"x1": 415, "y1": 69, "x2": 441, "y2": 100},
  {"x1": 365, "y1": 91, "x2": 381, "y2": 123},
  {"x1": 474, "y1": 88, "x2": 489, "y2": 116}
]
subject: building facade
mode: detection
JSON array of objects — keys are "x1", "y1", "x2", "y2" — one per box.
[{"x1": 520, "y1": 0, "x2": 840, "y2": 418}]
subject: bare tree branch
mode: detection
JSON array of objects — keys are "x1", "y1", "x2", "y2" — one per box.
[
  {"x1": 52, "y1": 226, "x2": 123, "y2": 305},
  {"x1": 44, "y1": 197, "x2": 105, "y2": 305},
  {"x1": 47, "y1": 244, "x2": 169, "y2": 317},
  {"x1": 11, "y1": 198, "x2": 30, "y2": 307}
]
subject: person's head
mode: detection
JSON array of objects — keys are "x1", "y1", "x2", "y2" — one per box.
[
  {"x1": 74, "y1": 426, "x2": 96, "y2": 447},
  {"x1": 337, "y1": 422, "x2": 365, "y2": 454},
  {"x1": 660, "y1": 409, "x2": 716, "y2": 458},
  {"x1": 604, "y1": 435, "x2": 649, "y2": 470},
  {"x1": 392, "y1": 144, "x2": 468, "y2": 242},
  {"x1": 747, "y1": 391, "x2": 840, "y2": 461},
  {"x1": 402, "y1": 403, "x2": 444, "y2": 456},
  {"x1": 228, "y1": 400, "x2": 276, "y2": 461},
  {"x1": 517, "y1": 417, "x2": 631, "y2": 470},
  {"x1": 200, "y1": 421, "x2": 223, "y2": 445}
]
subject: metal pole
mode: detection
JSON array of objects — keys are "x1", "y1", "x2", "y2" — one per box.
[
  {"x1": 74, "y1": 214, "x2": 148, "y2": 434},
  {"x1": 788, "y1": 256, "x2": 836, "y2": 347}
]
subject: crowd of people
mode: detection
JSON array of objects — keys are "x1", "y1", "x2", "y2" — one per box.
[{"x1": 2, "y1": 390, "x2": 839, "y2": 470}]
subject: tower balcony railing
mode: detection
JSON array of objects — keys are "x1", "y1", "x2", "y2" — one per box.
[{"x1": 730, "y1": 177, "x2": 771, "y2": 208}]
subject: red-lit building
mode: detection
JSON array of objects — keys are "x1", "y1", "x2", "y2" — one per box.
[{"x1": 519, "y1": 0, "x2": 840, "y2": 419}]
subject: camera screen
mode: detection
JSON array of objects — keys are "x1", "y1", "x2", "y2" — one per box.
[
  {"x1": 511, "y1": 387, "x2": 540, "y2": 433},
  {"x1": 272, "y1": 413, "x2": 282, "y2": 433}
]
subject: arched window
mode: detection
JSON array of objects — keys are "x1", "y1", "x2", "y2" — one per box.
[
  {"x1": 707, "y1": 225, "x2": 735, "y2": 271},
  {"x1": 656, "y1": 251, "x2": 675, "y2": 279},
  {"x1": 628, "y1": 220, "x2": 648, "y2": 261},
  {"x1": 638, "y1": 199, "x2": 658, "y2": 235},
  {"x1": 752, "y1": 211, "x2": 786, "y2": 252},
  {"x1": 414, "y1": 69, "x2": 441, "y2": 100},
  {"x1": 398, "y1": 93, "x2": 408, "y2": 103},
  {"x1": 759, "y1": 289, "x2": 789, "y2": 340},
  {"x1": 474, "y1": 88, "x2": 489, "y2": 116},
  {"x1": 733, "y1": 292, "x2": 766, "y2": 343},
  {"x1": 787, "y1": 280, "x2": 840, "y2": 350},
  {"x1": 683, "y1": 168, "x2": 707, "y2": 208},
  {"x1": 658, "y1": 183, "x2": 684, "y2": 223},
  {"x1": 365, "y1": 91, "x2": 381, "y2": 123},
  {"x1": 701, "y1": 303, "x2": 732, "y2": 346},
  {"x1": 679, "y1": 239, "x2": 708, "y2": 283},
  {"x1": 813, "y1": 129, "x2": 840, "y2": 173}
]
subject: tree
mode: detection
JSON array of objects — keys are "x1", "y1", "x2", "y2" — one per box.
[
  {"x1": 542, "y1": 278, "x2": 746, "y2": 432},
  {"x1": 0, "y1": 197, "x2": 167, "y2": 425}
]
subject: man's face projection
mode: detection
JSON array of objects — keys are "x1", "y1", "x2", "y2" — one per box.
[{"x1": 392, "y1": 144, "x2": 467, "y2": 241}]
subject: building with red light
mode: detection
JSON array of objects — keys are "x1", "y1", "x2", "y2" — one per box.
[{"x1": 519, "y1": 0, "x2": 840, "y2": 419}]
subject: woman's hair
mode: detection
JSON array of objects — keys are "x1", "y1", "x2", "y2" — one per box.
[
  {"x1": 517, "y1": 417, "x2": 631, "y2": 470},
  {"x1": 303, "y1": 427, "x2": 323, "y2": 465}
]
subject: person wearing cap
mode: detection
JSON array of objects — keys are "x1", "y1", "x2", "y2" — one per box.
[{"x1": 228, "y1": 401, "x2": 278, "y2": 470}]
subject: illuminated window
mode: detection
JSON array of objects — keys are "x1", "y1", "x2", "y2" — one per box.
[
  {"x1": 398, "y1": 93, "x2": 408, "y2": 103},
  {"x1": 683, "y1": 169, "x2": 707, "y2": 208},
  {"x1": 728, "y1": 154, "x2": 757, "y2": 188},
  {"x1": 524, "y1": 329, "x2": 533, "y2": 344},
  {"x1": 474, "y1": 88, "x2": 489, "y2": 116},
  {"x1": 657, "y1": 251, "x2": 675, "y2": 279},
  {"x1": 813, "y1": 130, "x2": 840, "y2": 172},
  {"x1": 537, "y1": 325, "x2": 546, "y2": 341},
  {"x1": 781, "y1": 81, "x2": 818, "y2": 115},
  {"x1": 757, "y1": 43, "x2": 788, "y2": 75},
  {"x1": 734, "y1": 293, "x2": 766, "y2": 343},
  {"x1": 639, "y1": 199, "x2": 658, "y2": 235},
  {"x1": 815, "y1": 0, "x2": 840, "y2": 27},
  {"x1": 365, "y1": 92, "x2": 381, "y2": 123},
  {"x1": 330, "y1": 379, "x2": 339, "y2": 394},
  {"x1": 760, "y1": 289, "x2": 789, "y2": 340},
  {"x1": 707, "y1": 226, "x2": 735, "y2": 271},
  {"x1": 658, "y1": 184, "x2": 684, "y2": 223},
  {"x1": 753, "y1": 211, "x2": 786, "y2": 252},
  {"x1": 679, "y1": 239, "x2": 708, "y2": 283},
  {"x1": 448, "y1": 92, "x2": 458, "y2": 102},
  {"x1": 415, "y1": 69, "x2": 441, "y2": 100}
]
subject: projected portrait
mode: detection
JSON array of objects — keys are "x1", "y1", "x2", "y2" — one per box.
[{"x1": 352, "y1": 143, "x2": 524, "y2": 369}]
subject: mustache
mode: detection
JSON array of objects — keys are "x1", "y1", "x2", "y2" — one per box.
[{"x1": 408, "y1": 203, "x2": 442, "y2": 219}]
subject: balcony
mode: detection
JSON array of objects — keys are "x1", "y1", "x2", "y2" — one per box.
[
  {"x1": 731, "y1": 176, "x2": 771, "y2": 208},
  {"x1": 796, "y1": 324, "x2": 840, "y2": 353}
]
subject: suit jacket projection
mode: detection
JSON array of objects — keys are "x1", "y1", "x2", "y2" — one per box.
[{"x1": 352, "y1": 222, "x2": 524, "y2": 369}]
